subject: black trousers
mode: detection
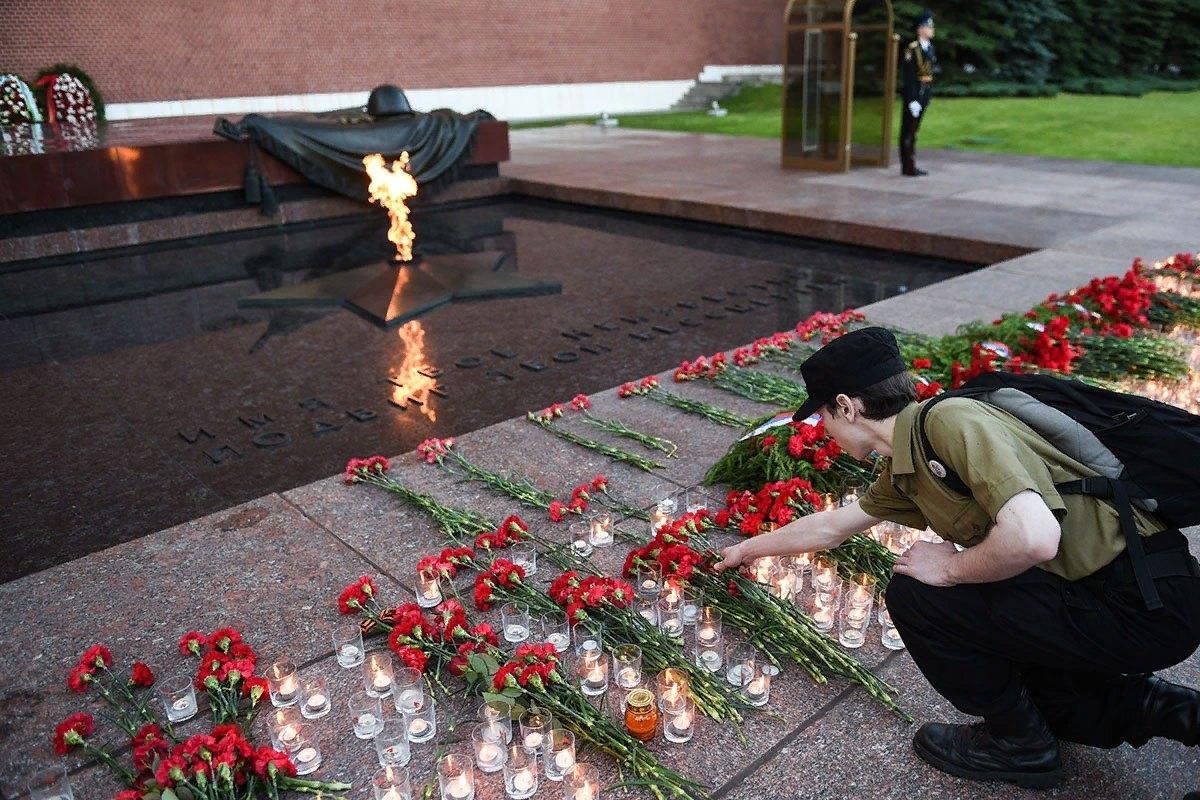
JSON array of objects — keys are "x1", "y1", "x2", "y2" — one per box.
[
  {"x1": 886, "y1": 530, "x2": 1200, "y2": 748},
  {"x1": 899, "y1": 106, "x2": 924, "y2": 172}
]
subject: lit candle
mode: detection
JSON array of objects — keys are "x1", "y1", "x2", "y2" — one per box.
[
  {"x1": 279, "y1": 723, "x2": 299, "y2": 744},
  {"x1": 746, "y1": 676, "x2": 767, "y2": 699},
  {"x1": 513, "y1": 767, "x2": 535, "y2": 793},
  {"x1": 296, "y1": 746, "x2": 317, "y2": 765},
  {"x1": 373, "y1": 671, "x2": 392, "y2": 691},
  {"x1": 409, "y1": 718, "x2": 430, "y2": 737},
  {"x1": 555, "y1": 749, "x2": 575, "y2": 770},
  {"x1": 697, "y1": 624, "x2": 717, "y2": 644},
  {"x1": 417, "y1": 572, "x2": 443, "y2": 607},
  {"x1": 589, "y1": 516, "x2": 613, "y2": 546},
  {"x1": 279, "y1": 674, "x2": 298, "y2": 698},
  {"x1": 672, "y1": 708, "x2": 693, "y2": 734},
  {"x1": 305, "y1": 693, "x2": 327, "y2": 712},
  {"x1": 574, "y1": 784, "x2": 596, "y2": 800},
  {"x1": 382, "y1": 789, "x2": 403, "y2": 800},
  {"x1": 523, "y1": 731, "x2": 543, "y2": 749},
  {"x1": 478, "y1": 742, "x2": 500, "y2": 765},
  {"x1": 813, "y1": 607, "x2": 832, "y2": 626},
  {"x1": 447, "y1": 774, "x2": 471, "y2": 800}
]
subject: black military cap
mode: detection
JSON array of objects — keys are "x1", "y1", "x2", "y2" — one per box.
[
  {"x1": 792, "y1": 327, "x2": 907, "y2": 421},
  {"x1": 916, "y1": 9, "x2": 934, "y2": 28}
]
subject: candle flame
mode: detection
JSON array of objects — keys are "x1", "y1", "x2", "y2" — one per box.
[{"x1": 363, "y1": 152, "x2": 418, "y2": 262}]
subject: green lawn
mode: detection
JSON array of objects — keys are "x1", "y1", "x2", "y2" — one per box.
[{"x1": 516, "y1": 85, "x2": 1200, "y2": 167}]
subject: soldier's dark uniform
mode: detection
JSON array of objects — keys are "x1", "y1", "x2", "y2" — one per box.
[{"x1": 900, "y1": 12, "x2": 937, "y2": 176}]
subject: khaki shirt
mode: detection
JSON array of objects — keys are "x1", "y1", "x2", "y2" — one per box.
[{"x1": 858, "y1": 398, "x2": 1164, "y2": 580}]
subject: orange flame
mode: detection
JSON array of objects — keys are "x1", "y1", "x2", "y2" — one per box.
[
  {"x1": 391, "y1": 320, "x2": 438, "y2": 422},
  {"x1": 363, "y1": 152, "x2": 418, "y2": 262}
]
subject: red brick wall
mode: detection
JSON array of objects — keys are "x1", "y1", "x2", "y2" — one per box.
[{"x1": 2, "y1": 1, "x2": 785, "y2": 103}]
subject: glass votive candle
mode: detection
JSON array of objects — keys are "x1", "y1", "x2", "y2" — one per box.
[
  {"x1": 376, "y1": 719, "x2": 412, "y2": 768},
  {"x1": 269, "y1": 706, "x2": 304, "y2": 750},
  {"x1": 403, "y1": 695, "x2": 437, "y2": 743},
  {"x1": 392, "y1": 667, "x2": 425, "y2": 714},
  {"x1": 725, "y1": 643, "x2": 757, "y2": 687},
  {"x1": 158, "y1": 672, "x2": 199, "y2": 723},
  {"x1": 811, "y1": 554, "x2": 839, "y2": 594},
  {"x1": 568, "y1": 521, "x2": 594, "y2": 558},
  {"x1": 519, "y1": 707, "x2": 553, "y2": 753},
  {"x1": 661, "y1": 576, "x2": 685, "y2": 606},
  {"x1": 438, "y1": 752, "x2": 475, "y2": 800},
  {"x1": 611, "y1": 644, "x2": 642, "y2": 690},
  {"x1": 847, "y1": 573, "x2": 876, "y2": 608},
  {"x1": 649, "y1": 492, "x2": 677, "y2": 535},
  {"x1": 684, "y1": 485, "x2": 711, "y2": 514},
  {"x1": 680, "y1": 585, "x2": 702, "y2": 625},
  {"x1": 663, "y1": 696, "x2": 696, "y2": 744},
  {"x1": 564, "y1": 763, "x2": 601, "y2": 800},
  {"x1": 693, "y1": 633, "x2": 724, "y2": 674},
  {"x1": 576, "y1": 644, "x2": 609, "y2": 696},
  {"x1": 839, "y1": 595, "x2": 873, "y2": 649},
  {"x1": 878, "y1": 597, "x2": 906, "y2": 650},
  {"x1": 373, "y1": 766, "x2": 413, "y2": 800},
  {"x1": 333, "y1": 622, "x2": 366, "y2": 668},
  {"x1": 479, "y1": 698, "x2": 514, "y2": 741},
  {"x1": 364, "y1": 652, "x2": 395, "y2": 698},
  {"x1": 299, "y1": 674, "x2": 331, "y2": 720},
  {"x1": 292, "y1": 725, "x2": 323, "y2": 776},
  {"x1": 588, "y1": 512, "x2": 614, "y2": 548},
  {"x1": 28, "y1": 766, "x2": 73, "y2": 800},
  {"x1": 790, "y1": 551, "x2": 814, "y2": 574},
  {"x1": 510, "y1": 542, "x2": 538, "y2": 575},
  {"x1": 415, "y1": 568, "x2": 444, "y2": 609},
  {"x1": 840, "y1": 483, "x2": 864, "y2": 506},
  {"x1": 543, "y1": 728, "x2": 576, "y2": 782},
  {"x1": 504, "y1": 743, "x2": 539, "y2": 799},
  {"x1": 576, "y1": 621, "x2": 603, "y2": 653},
  {"x1": 656, "y1": 668, "x2": 689, "y2": 710},
  {"x1": 539, "y1": 611, "x2": 572, "y2": 653},
  {"x1": 738, "y1": 656, "x2": 772, "y2": 707},
  {"x1": 350, "y1": 691, "x2": 386, "y2": 739},
  {"x1": 267, "y1": 659, "x2": 299, "y2": 708},
  {"x1": 635, "y1": 596, "x2": 659, "y2": 627},
  {"x1": 473, "y1": 722, "x2": 509, "y2": 773},
  {"x1": 501, "y1": 602, "x2": 531, "y2": 644},
  {"x1": 749, "y1": 556, "x2": 777, "y2": 586},
  {"x1": 634, "y1": 564, "x2": 662, "y2": 598},
  {"x1": 695, "y1": 606, "x2": 723, "y2": 644},
  {"x1": 657, "y1": 598, "x2": 684, "y2": 640},
  {"x1": 769, "y1": 564, "x2": 798, "y2": 601},
  {"x1": 808, "y1": 588, "x2": 839, "y2": 633}
]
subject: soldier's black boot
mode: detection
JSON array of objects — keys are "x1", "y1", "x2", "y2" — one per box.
[
  {"x1": 1125, "y1": 675, "x2": 1200, "y2": 747},
  {"x1": 913, "y1": 689, "x2": 1064, "y2": 789}
]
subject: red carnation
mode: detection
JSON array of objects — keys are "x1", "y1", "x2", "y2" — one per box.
[
  {"x1": 253, "y1": 745, "x2": 296, "y2": 779},
  {"x1": 179, "y1": 630, "x2": 206, "y2": 656},
  {"x1": 912, "y1": 357, "x2": 932, "y2": 370},
  {"x1": 67, "y1": 663, "x2": 93, "y2": 693},
  {"x1": 338, "y1": 575, "x2": 378, "y2": 614},
  {"x1": 242, "y1": 676, "x2": 269, "y2": 702},
  {"x1": 52, "y1": 712, "x2": 94, "y2": 755},
  {"x1": 130, "y1": 661, "x2": 155, "y2": 688},
  {"x1": 391, "y1": 645, "x2": 428, "y2": 673},
  {"x1": 570, "y1": 394, "x2": 591, "y2": 411},
  {"x1": 79, "y1": 644, "x2": 113, "y2": 671},
  {"x1": 208, "y1": 628, "x2": 243, "y2": 653},
  {"x1": 548, "y1": 500, "x2": 568, "y2": 523}
]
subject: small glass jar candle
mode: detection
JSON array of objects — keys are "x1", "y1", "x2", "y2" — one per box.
[
  {"x1": 623, "y1": 687, "x2": 658, "y2": 742},
  {"x1": 415, "y1": 568, "x2": 444, "y2": 609},
  {"x1": 695, "y1": 606, "x2": 722, "y2": 645},
  {"x1": 27, "y1": 766, "x2": 74, "y2": 800},
  {"x1": 564, "y1": 763, "x2": 601, "y2": 800},
  {"x1": 538, "y1": 612, "x2": 572, "y2": 653},
  {"x1": 269, "y1": 706, "x2": 303, "y2": 750},
  {"x1": 267, "y1": 659, "x2": 299, "y2": 708},
  {"x1": 438, "y1": 753, "x2": 475, "y2": 800},
  {"x1": 392, "y1": 667, "x2": 425, "y2": 714},
  {"x1": 769, "y1": 564, "x2": 797, "y2": 601},
  {"x1": 543, "y1": 728, "x2": 576, "y2": 782},
  {"x1": 509, "y1": 542, "x2": 538, "y2": 576},
  {"x1": 350, "y1": 691, "x2": 385, "y2": 739},
  {"x1": 611, "y1": 644, "x2": 642, "y2": 690},
  {"x1": 404, "y1": 695, "x2": 437, "y2": 743},
  {"x1": 299, "y1": 674, "x2": 331, "y2": 720},
  {"x1": 790, "y1": 551, "x2": 814, "y2": 574},
  {"x1": 576, "y1": 622, "x2": 603, "y2": 653},
  {"x1": 663, "y1": 696, "x2": 695, "y2": 744},
  {"x1": 810, "y1": 554, "x2": 839, "y2": 594},
  {"x1": 724, "y1": 643, "x2": 756, "y2": 687},
  {"x1": 634, "y1": 564, "x2": 662, "y2": 599},
  {"x1": 472, "y1": 722, "x2": 509, "y2": 774},
  {"x1": 657, "y1": 597, "x2": 684, "y2": 640},
  {"x1": 503, "y1": 743, "x2": 538, "y2": 799},
  {"x1": 479, "y1": 698, "x2": 514, "y2": 742},
  {"x1": 878, "y1": 598, "x2": 905, "y2": 650},
  {"x1": 375, "y1": 719, "x2": 411, "y2": 768},
  {"x1": 838, "y1": 594, "x2": 873, "y2": 649},
  {"x1": 808, "y1": 589, "x2": 839, "y2": 633},
  {"x1": 292, "y1": 725, "x2": 323, "y2": 776},
  {"x1": 373, "y1": 766, "x2": 413, "y2": 800},
  {"x1": 157, "y1": 673, "x2": 199, "y2": 723},
  {"x1": 648, "y1": 492, "x2": 677, "y2": 535},
  {"x1": 749, "y1": 556, "x2": 777, "y2": 586},
  {"x1": 568, "y1": 521, "x2": 594, "y2": 558},
  {"x1": 656, "y1": 668, "x2": 689, "y2": 710},
  {"x1": 680, "y1": 585, "x2": 702, "y2": 625},
  {"x1": 519, "y1": 707, "x2": 552, "y2": 754},
  {"x1": 847, "y1": 573, "x2": 876, "y2": 608},
  {"x1": 634, "y1": 596, "x2": 659, "y2": 627},
  {"x1": 364, "y1": 652, "x2": 395, "y2": 699},
  {"x1": 587, "y1": 512, "x2": 614, "y2": 548},
  {"x1": 333, "y1": 622, "x2": 365, "y2": 668},
  {"x1": 693, "y1": 633, "x2": 723, "y2": 674},
  {"x1": 501, "y1": 602, "x2": 531, "y2": 644},
  {"x1": 684, "y1": 485, "x2": 711, "y2": 514},
  {"x1": 576, "y1": 644, "x2": 609, "y2": 696},
  {"x1": 739, "y1": 657, "x2": 772, "y2": 707}
]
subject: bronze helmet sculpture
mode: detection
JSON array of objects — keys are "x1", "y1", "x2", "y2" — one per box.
[{"x1": 367, "y1": 84, "x2": 412, "y2": 117}]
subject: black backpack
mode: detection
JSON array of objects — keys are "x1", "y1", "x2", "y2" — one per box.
[{"x1": 916, "y1": 371, "x2": 1200, "y2": 609}]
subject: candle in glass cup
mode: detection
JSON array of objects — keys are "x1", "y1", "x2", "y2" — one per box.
[
  {"x1": 809, "y1": 590, "x2": 838, "y2": 632},
  {"x1": 478, "y1": 699, "x2": 514, "y2": 742},
  {"x1": 680, "y1": 585, "x2": 701, "y2": 624},
  {"x1": 375, "y1": 719, "x2": 411, "y2": 768},
  {"x1": 739, "y1": 658, "x2": 771, "y2": 706},
  {"x1": 501, "y1": 602, "x2": 530, "y2": 644},
  {"x1": 268, "y1": 659, "x2": 299, "y2": 708},
  {"x1": 838, "y1": 591, "x2": 873, "y2": 649},
  {"x1": 695, "y1": 606, "x2": 722, "y2": 643},
  {"x1": 588, "y1": 513, "x2": 614, "y2": 548},
  {"x1": 472, "y1": 723, "x2": 508, "y2": 773},
  {"x1": 415, "y1": 568, "x2": 443, "y2": 609},
  {"x1": 538, "y1": 612, "x2": 572, "y2": 653},
  {"x1": 635, "y1": 596, "x2": 659, "y2": 627},
  {"x1": 519, "y1": 708, "x2": 552, "y2": 753},
  {"x1": 848, "y1": 573, "x2": 876, "y2": 607},
  {"x1": 333, "y1": 623, "x2": 365, "y2": 668},
  {"x1": 404, "y1": 695, "x2": 437, "y2": 743},
  {"x1": 634, "y1": 564, "x2": 662, "y2": 598},
  {"x1": 542, "y1": 728, "x2": 576, "y2": 782},
  {"x1": 611, "y1": 644, "x2": 642, "y2": 690},
  {"x1": 509, "y1": 542, "x2": 538, "y2": 575},
  {"x1": 811, "y1": 554, "x2": 838, "y2": 592},
  {"x1": 350, "y1": 691, "x2": 385, "y2": 739},
  {"x1": 656, "y1": 668, "x2": 689, "y2": 710},
  {"x1": 158, "y1": 673, "x2": 199, "y2": 723},
  {"x1": 438, "y1": 753, "x2": 475, "y2": 800},
  {"x1": 373, "y1": 766, "x2": 413, "y2": 800},
  {"x1": 392, "y1": 666, "x2": 424, "y2": 713},
  {"x1": 292, "y1": 725, "x2": 323, "y2": 776},
  {"x1": 503, "y1": 743, "x2": 538, "y2": 799},
  {"x1": 364, "y1": 652, "x2": 395, "y2": 698},
  {"x1": 564, "y1": 763, "x2": 601, "y2": 800},
  {"x1": 569, "y1": 521, "x2": 594, "y2": 557},
  {"x1": 577, "y1": 645, "x2": 609, "y2": 696},
  {"x1": 657, "y1": 598, "x2": 684, "y2": 640},
  {"x1": 300, "y1": 675, "x2": 331, "y2": 720},
  {"x1": 27, "y1": 766, "x2": 74, "y2": 800},
  {"x1": 663, "y1": 696, "x2": 696, "y2": 743},
  {"x1": 269, "y1": 706, "x2": 303, "y2": 750}
]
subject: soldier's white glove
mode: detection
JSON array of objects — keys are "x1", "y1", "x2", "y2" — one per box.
[{"x1": 908, "y1": 101, "x2": 921, "y2": 118}]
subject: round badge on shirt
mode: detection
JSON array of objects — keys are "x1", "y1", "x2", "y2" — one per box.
[{"x1": 928, "y1": 460, "x2": 947, "y2": 478}]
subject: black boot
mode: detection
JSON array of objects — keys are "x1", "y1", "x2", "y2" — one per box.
[
  {"x1": 913, "y1": 690, "x2": 1064, "y2": 789},
  {"x1": 1125, "y1": 675, "x2": 1200, "y2": 747}
]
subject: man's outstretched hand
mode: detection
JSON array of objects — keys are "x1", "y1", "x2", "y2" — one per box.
[{"x1": 713, "y1": 542, "x2": 747, "y2": 573}]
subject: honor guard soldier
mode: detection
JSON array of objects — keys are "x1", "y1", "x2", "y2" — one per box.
[
  {"x1": 716, "y1": 327, "x2": 1200, "y2": 795},
  {"x1": 900, "y1": 10, "x2": 937, "y2": 176}
]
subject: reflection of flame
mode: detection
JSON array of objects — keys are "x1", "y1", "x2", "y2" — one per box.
[
  {"x1": 392, "y1": 320, "x2": 437, "y2": 422},
  {"x1": 363, "y1": 152, "x2": 418, "y2": 262}
]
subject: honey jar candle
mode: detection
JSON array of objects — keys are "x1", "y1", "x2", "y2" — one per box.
[{"x1": 623, "y1": 687, "x2": 658, "y2": 742}]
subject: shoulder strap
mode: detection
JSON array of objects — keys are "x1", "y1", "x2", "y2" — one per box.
[{"x1": 915, "y1": 393, "x2": 980, "y2": 497}]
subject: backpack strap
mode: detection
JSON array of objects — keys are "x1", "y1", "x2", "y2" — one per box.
[{"x1": 918, "y1": 396, "x2": 1165, "y2": 611}]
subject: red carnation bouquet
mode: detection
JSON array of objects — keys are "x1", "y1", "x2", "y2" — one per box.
[{"x1": 51, "y1": 635, "x2": 349, "y2": 799}]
